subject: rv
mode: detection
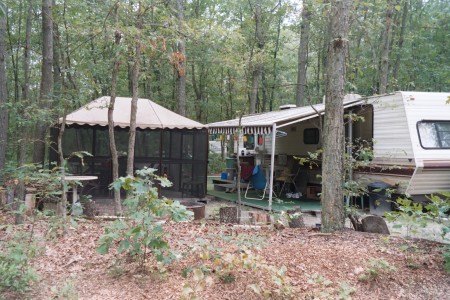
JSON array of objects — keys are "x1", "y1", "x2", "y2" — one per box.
[{"x1": 208, "y1": 92, "x2": 450, "y2": 204}]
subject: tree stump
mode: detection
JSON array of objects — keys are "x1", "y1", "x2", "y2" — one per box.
[
  {"x1": 25, "y1": 194, "x2": 36, "y2": 216},
  {"x1": 249, "y1": 212, "x2": 271, "y2": 225},
  {"x1": 219, "y1": 207, "x2": 238, "y2": 224},
  {"x1": 287, "y1": 208, "x2": 304, "y2": 228},
  {"x1": 0, "y1": 190, "x2": 6, "y2": 206},
  {"x1": 83, "y1": 200, "x2": 99, "y2": 219}
]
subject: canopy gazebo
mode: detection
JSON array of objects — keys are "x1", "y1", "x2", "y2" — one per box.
[{"x1": 49, "y1": 96, "x2": 209, "y2": 199}]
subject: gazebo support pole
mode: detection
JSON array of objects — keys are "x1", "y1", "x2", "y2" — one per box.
[
  {"x1": 158, "y1": 129, "x2": 163, "y2": 197},
  {"x1": 268, "y1": 123, "x2": 277, "y2": 212}
]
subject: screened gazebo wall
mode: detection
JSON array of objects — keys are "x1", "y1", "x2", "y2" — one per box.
[{"x1": 49, "y1": 125, "x2": 209, "y2": 198}]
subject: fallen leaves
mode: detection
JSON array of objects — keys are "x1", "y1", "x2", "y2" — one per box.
[{"x1": 2, "y1": 211, "x2": 449, "y2": 300}]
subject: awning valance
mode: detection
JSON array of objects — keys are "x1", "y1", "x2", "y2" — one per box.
[{"x1": 208, "y1": 126, "x2": 272, "y2": 135}]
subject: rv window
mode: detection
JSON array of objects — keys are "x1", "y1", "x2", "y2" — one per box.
[
  {"x1": 417, "y1": 121, "x2": 450, "y2": 149},
  {"x1": 304, "y1": 128, "x2": 319, "y2": 144}
]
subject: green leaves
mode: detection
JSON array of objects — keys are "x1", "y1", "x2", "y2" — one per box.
[{"x1": 97, "y1": 168, "x2": 192, "y2": 268}]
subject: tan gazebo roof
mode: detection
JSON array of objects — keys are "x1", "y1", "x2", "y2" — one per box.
[{"x1": 60, "y1": 96, "x2": 206, "y2": 129}]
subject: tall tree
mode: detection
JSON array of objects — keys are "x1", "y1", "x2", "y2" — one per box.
[
  {"x1": 15, "y1": 0, "x2": 34, "y2": 224},
  {"x1": 126, "y1": 2, "x2": 143, "y2": 177},
  {"x1": 0, "y1": 10, "x2": 7, "y2": 178},
  {"x1": 108, "y1": 28, "x2": 123, "y2": 216},
  {"x1": 321, "y1": 0, "x2": 351, "y2": 233},
  {"x1": 378, "y1": 0, "x2": 394, "y2": 94},
  {"x1": 392, "y1": 0, "x2": 408, "y2": 86},
  {"x1": 33, "y1": 0, "x2": 53, "y2": 164},
  {"x1": 249, "y1": 1, "x2": 264, "y2": 114},
  {"x1": 176, "y1": 0, "x2": 186, "y2": 116},
  {"x1": 295, "y1": 0, "x2": 311, "y2": 107}
]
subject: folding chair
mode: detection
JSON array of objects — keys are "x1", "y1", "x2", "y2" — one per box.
[
  {"x1": 276, "y1": 167, "x2": 301, "y2": 197},
  {"x1": 244, "y1": 165, "x2": 268, "y2": 200}
]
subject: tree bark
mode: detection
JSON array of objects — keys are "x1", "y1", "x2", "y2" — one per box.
[
  {"x1": 126, "y1": 4, "x2": 142, "y2": 177},
  {"x1": 321, "y1": 0, "x2": 351, "y2": 233},
  {"x1": 249, "y1": 1, "x2": 264, "y2": 114},
  {"x1": 109, "y1": 30, "x2": 123, "y2": 216},
  {"x1": 16, "y1": 0, "x2": 34, "y2": 224},
  {"x1": 393, "y1": 0, "x2": 408, "y2": 85},
  {"x1": 296, "y1": 1, "x2": 311, "y2": 107},
  {"x1": 270, "y1": 14, "x2": 282, "y2": 112},
  {"x1": 57, "y1": 113, "x2": 68, "y2": 218},
  {"x1": 33, "y1": 0, "x2": 53, "y2": 164},
  {"x1": 0, "y1": 13, "x2": 8, "y2": 178},
  {"x1": 176, "y1": 0, "x2": 186, "y2": 116},
  {"x1": 379, "y1": 0, "x2": 394, "y2": 94}
]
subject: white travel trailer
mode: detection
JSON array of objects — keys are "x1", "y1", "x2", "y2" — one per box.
[
  {"x1": 353, "y1": 91, "x2": 450, "y2": 203},
  {"x1": 208, "y1": 91, "x2": 450, "y2": 208}
]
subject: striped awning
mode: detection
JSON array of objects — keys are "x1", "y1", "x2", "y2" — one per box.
[
  {"x1": 207, "y1": 94, "x2": 364, "y2": 135},
  {"x1": 208, "y1": 126, "x2": 272, "y2": 135}
]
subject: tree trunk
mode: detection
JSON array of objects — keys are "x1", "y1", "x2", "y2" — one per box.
[
  {"x1": 15, "y1": 0, "x2": 33, "y2": 224},
  {"x1": 52, "y1": 0, "x2": 62, "y2": 98},
  {"x1": 250, "y1": 66, "x2": 261, "y2": 114},
  {"x1": 109, "y1": 30, "x2": 123, "y2": 216},
  {"x1": 57, "y1": 113, "x2": 68, "y2": 218},
  {"x1": 393, "y1": 0, "x2": 408, "y2": 85},
  {"x1": 191, "y1": 63, "x2": 204, "y2": 121},
  {"x1": 176, "y1": 0, "x2": 186, "y2": 116},
  {"x1": 321, "y1": 0, "x2": 351, "y2": 233},
  {"x1": 249, "y1": 2, "x2": 264, "y2": 114},
  {"x1": 296, "y1": 1, "x2": 311, "y2": 107},
  {"x1": 379, "y1": 0, "x2": 394, "y2": 94},
  {"x1": 33, "y1": 0, "x2": 53, "y2": 164},
  {"x1": 270, "y1": 14, "x2": 282, "y2": 112},
  {"x1": 126, "y1": 3, "x2": 143, "y2": 178},
  {"x1": 0, "y1": 14, "x2": 8, "y2": 179}
]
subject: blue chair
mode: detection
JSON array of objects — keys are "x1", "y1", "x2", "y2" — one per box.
[{"x1": 245, "y1": 165, "x2": 268, "y2": 200}]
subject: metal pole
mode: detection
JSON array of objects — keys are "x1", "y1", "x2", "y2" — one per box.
[
  {"x1": 268, "y1": 123, "x2": 277, "y2": 211},
  {"x1": 346, "y1": 110, "x2": 353, "y2": 206}
]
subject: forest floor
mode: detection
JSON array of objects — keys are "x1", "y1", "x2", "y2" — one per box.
[{"x1": 1, "y1": 202, "x2": 449, "y2": 300}]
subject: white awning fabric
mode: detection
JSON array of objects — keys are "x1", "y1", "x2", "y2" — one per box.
[
  {"x1": 59, "y1": 96, "x2": 206, "y2": 130},
  {"x1": 207, "y1": 94, "x2": 364, "y2": 135}
]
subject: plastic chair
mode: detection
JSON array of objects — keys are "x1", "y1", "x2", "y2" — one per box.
[{"x1": 244, "y1": 165, "x2": 268, "y2": 200}]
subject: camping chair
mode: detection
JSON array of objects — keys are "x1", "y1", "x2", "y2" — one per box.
[
  {"x1": 276, "y1": 167, "x2": 301, "y2": 198},
  {"x1": 244, "y1": 165, "x2": 269, "y2": 200}
]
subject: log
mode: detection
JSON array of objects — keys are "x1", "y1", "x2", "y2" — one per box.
[{"x1": 219, "y1": 207, "x2": 238, "y2": 224}]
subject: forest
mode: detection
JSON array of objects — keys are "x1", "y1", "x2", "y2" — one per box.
[
  {"x1": 0, "y1": 1, "x2": 450, "y2": 299},
  {"x1": 0, "y1": 0, "x2": 449, "y2": 170}
]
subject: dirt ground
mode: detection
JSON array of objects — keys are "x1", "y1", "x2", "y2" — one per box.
[{"x1": 1, "y1": 203, "x2": 449, "y2": 300}]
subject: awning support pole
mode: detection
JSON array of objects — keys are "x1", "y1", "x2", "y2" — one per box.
[
  {"x1": 268, "y1": 123, "x2": 277, "y2": 211},
  {"x1": 346, "y1": 110, "x2": 353, "y2": 206}
]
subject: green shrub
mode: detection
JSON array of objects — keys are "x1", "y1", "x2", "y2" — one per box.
[
  {"x1": 358, "y1": 258, "x2": 396, "y2": 283},
  {"x1": 443, "y1": 245, "x2": 450, "y2": 273},
  {"x1": 97, "y1": 168, "x2": 193, "y2": 269},
  {"x1": 0, "y1": 232, "x2": 40, "y2": 293},
  {"x1": 207, "y1": 152, "x2": 225, "y2": 175}
]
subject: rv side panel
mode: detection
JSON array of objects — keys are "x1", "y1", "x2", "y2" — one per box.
[
  {"x1": 401, "y1": 92, "x2": 450, "y2": 166},
  {"x1": 406, "y1": 168, "x2": 450, "y2": 195},
  {"x1": 371, "y1": 93, "x2": 415, "y2": 165}
]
